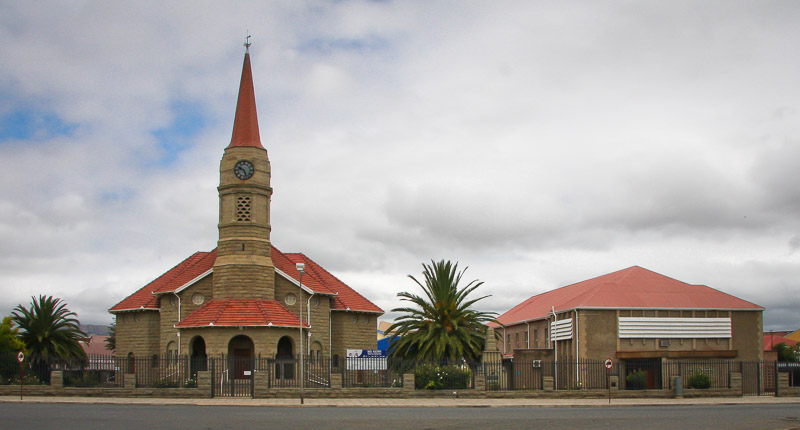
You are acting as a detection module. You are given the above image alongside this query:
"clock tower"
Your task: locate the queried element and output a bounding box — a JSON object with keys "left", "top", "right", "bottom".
{"left": 212, "top": 45, "right": 275, "bottom": 300}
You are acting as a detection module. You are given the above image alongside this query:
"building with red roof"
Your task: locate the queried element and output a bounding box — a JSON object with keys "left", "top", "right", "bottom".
{"left": 109, "top": 46, "right": 382, "bottom": 375}
{"left": 493, "top": 266, "right": 764, "bottom": 370}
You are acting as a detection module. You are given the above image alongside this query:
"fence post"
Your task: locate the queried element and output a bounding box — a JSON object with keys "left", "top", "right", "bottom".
{"left": 403, "top": 373, "right": 415, "bottom": 392}
{"left": 210, "top": 359, "right": 215, "bottom": 398}
{"left": 50, "top": 370, "right": 63, "bottom": 389}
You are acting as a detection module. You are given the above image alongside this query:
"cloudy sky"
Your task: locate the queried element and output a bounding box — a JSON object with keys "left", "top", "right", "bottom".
{"left": 1, "top": 1, "right": 798, "bottom": 331}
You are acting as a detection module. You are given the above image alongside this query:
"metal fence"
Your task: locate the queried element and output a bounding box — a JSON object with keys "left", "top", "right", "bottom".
{"left": 3, "top": 353, "right": 798, "bottom": 396}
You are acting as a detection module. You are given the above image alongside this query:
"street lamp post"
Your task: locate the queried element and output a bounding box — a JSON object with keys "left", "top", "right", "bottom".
{"left": 296, "top": 262, "right": 305, "bottom": 405}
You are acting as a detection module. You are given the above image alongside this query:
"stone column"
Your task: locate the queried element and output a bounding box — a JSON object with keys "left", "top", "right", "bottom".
{"left": 124, "top": 373, "right": 136, "bottom": 389}
{"left": 330, "top": 373, "right": 342, "bottom": 389}
{"left": 403, "top": 373, "right": 415, "bottom": 392}
{"left": 50, "top": 371, "right": 63, "bottom": 389}
{"left": 543, "top": 376, "right": 554, "bottom": 391}
{"left": 197, "top": 370, "right": 211, "bottom": 397}
{"left": 729, "top": 372, "right": 742, "bottom": 390}
{"left": 609, "top": 375, "right": 620, "bottom": 391}
{"left": 474, "top": 374, "right": 485, "bottom": 391}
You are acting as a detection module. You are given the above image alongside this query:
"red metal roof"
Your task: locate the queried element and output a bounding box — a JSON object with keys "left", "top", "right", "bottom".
{"left": 176, "top": 299, "right": 308, "bottom": 328}
{"left": 110, "top": 245, "right": 383, "bottom": 314}
{"left": 494, "top": 266, "right": 763, "bottom": 327}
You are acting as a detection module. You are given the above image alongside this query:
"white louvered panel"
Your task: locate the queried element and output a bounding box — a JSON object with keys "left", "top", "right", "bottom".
{"left": 618, "top": 317, "right": 731, "bottom": 338}
{"left": 551, "top": 318, "right": 573, "bottom": 341}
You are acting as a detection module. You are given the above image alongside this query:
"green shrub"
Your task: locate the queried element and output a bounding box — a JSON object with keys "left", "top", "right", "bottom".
{"left": 414, "top": 364, "right": 472, "bottom": 390}
{"left": 151, "top": 378, "right": 179, "bottom": 388}
{"left": 687, "top": 371, "right": 711, "bottom": 389}
{"left": 183, "top": 378, "right": 197, "bottom": 388}
{"left": 626, "top": 369, "right": 647, "bottom": 390}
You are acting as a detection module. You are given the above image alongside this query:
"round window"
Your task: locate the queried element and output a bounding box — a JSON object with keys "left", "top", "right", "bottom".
{"left": 191, "top": 293, "right": 205, "bottom": 305}
{"left": 133, "top": 313, "right": 140, "bottom": 323}
{"left": 351, "top": 314, "right": 359, "bottom": 324}
{"left": 285, "top": 293, "right": 297, "bottom": 306}
{"left": 364, "top": 315, "right": 370, "bottom": 325}
{"left": 312, "top": 296, "right": 320, "bottom": 307}
{"left": 169, "top": 296, "right": 178, "bottom": 307}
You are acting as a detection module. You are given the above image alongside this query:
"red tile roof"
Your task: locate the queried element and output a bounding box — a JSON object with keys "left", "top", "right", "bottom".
{"left": 80, "top": 335, "right": 113, "bottom": 356}
{"left": 494, "top": 266, "right": 762, "bottom": 327}
{"left": 176, "top": 299, "right": 308, "bottom": 328}
{"left": 764, "top": 333, "right": 797, "bottom": 351}
{"left": 109, "top": 251, "right": 214, "bottom": 312}
{"left": 276, "top": 249, "right": 383, "bottom": 313}
{"left": 110, "top": 245, "right": 383, "bottom": 315}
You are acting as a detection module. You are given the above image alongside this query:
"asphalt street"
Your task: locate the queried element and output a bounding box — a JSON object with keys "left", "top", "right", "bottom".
{"left": 3, "top": 403, "right": 800, "bottom": 430}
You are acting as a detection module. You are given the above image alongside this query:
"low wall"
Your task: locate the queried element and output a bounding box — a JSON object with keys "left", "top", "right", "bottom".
{"left": 1, "top": 384, "right": 759, "bottom": 399}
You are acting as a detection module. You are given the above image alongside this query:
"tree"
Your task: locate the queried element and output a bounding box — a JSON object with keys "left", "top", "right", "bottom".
{"left": 105, "top": 320, "right": 116, "bottom": 351}
{"left": 0, "top": 316, "right": 25, "bottom": 355}
{"left": 773, "top": 342, "right": 800, "bottom": 362}
{"left": 12, "top": 295, "right": 88, "bottom": 362}
{"left": 387, "top": 260, "right": 498, "bottom": 362}
{"left": 1, "top": 316, "right": 26, "bottom": 382}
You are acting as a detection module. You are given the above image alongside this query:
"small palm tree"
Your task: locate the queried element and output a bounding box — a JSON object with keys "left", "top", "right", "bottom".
{"left": 387, "top": 260, "right": 498, "bottom": 362}
{"left": 105, "top": 321, "right": 116, "bottom": 352}
{"left": 12, "top": 296, "right": 88, "bottom": 364}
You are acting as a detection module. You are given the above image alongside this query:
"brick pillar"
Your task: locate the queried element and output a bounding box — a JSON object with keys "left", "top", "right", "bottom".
{"left": 197, "top": 370, "right": 212, "bottom": 397}
{"left": 124, "top": 373, "right": 136, "bottom": 389}
{"left": 330, "top": 373, "right": 342, "bottom": 389}
{"left": 474, "top": 374, "right": 485, "bottom": 391}
{"left": 403, "top": 373, "right": 415, "bottom": 392}
{"left": 729, "top": 372, "right": 742, "bottom": 389}
{"left": 543, "top": 376, "right": 554, "bottom": 391}
{"left": 777, "top": 372, "right": 789, "bottom": 392}
{"left": 50, "top": 371, "right": 63, "bottom": 389}
{"left": 609, "top": 375, "right": 620, "bottom": 391}
{"left": 253, "top": 371, "right": 268, "bottom": 397}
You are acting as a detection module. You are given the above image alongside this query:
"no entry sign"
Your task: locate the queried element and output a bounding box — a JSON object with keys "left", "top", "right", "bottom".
{"left": 17, "top": 351, "right": 24, "bottom": 363}
{"left": 604, "top": 358, "right": 613, "bottom": 369}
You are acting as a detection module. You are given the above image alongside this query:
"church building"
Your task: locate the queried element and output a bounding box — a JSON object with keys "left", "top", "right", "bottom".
{"left": 109, "top": 46, "right": 383, "bottom": 368}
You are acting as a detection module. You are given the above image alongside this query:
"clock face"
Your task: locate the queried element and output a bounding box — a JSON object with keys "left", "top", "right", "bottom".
{"left": 234, "top": 160, "right": 254, "bottom": 180}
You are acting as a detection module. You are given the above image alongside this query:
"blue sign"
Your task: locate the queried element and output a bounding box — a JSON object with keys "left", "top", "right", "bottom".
{"left": 346, "top": 349, "right": 388, "bottom": 370}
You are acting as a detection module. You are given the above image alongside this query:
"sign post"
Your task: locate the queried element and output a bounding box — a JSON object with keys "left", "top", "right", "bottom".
{"left": 17, "top": 351, "right": 24, "bottom": 400}
{"left": 604, "top": 358, "right": 613, "bottom": 404}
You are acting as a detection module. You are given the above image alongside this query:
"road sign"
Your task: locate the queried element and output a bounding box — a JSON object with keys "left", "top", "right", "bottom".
{"left": 17, "top": 351, "right": 24, "bottom": 363}
{"left": 604, "top": 358, "right": 613, "bottom": 369}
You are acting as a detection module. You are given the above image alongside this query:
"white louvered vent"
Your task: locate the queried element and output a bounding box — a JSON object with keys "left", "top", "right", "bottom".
{"left": 550, "top": 318, "right": 573, "bottom": 341}
{"left": 618, "top": 317, "right": 731, "bottom": 339}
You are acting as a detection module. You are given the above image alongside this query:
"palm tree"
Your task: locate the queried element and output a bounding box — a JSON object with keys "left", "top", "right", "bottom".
{"left": 12, "top": 295, "right": 88, "bottom": 364}
{"left": 387, "top": 260, "right": 498, "bottom": 362}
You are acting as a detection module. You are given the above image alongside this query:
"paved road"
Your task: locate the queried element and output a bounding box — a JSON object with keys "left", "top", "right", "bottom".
{"left": 3, "top": 403, "right": 800, "bottom": 430}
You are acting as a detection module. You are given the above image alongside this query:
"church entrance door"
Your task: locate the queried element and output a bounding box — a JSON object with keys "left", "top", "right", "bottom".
{"left": 274, "top": 336, "right": 296, "bottom": 387}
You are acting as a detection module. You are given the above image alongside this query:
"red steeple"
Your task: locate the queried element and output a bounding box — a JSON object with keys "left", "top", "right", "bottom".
{"left": 228, "top": 46, "right": 263, "bottom": 149}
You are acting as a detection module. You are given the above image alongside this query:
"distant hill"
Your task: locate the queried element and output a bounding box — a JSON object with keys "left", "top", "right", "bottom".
{"left": 81, "top": 324, "right": 111, "bottom": 336}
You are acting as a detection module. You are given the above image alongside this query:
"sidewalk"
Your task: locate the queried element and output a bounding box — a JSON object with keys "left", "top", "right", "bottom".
{"left": 2, "top": 395, "right": 800, "bottom": 408}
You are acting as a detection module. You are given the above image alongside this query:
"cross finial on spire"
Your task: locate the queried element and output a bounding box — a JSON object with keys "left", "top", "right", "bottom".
{"left": 244, "top": 31, "right": 251, "bottom": 53}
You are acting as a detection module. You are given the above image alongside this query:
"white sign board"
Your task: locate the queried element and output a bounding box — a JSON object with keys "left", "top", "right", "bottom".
{"left": 17, "top": 351, "right": 24, "bottom": 363}
{"left": 346, "top": 349, "right": 387, "bottom": 370}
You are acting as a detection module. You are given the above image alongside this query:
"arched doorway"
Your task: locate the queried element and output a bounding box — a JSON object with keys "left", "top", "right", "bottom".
{"left": 127, "top": 352, "right": 135, "bottom": 374}
{"left": 275, "top": 336, "right": 295, "bottom": 382}
{"left": 228, "top": 335, "right": 254, "bottom": 379}
{"left": 190, "top": 336, "right": 207, "bottom": 377}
